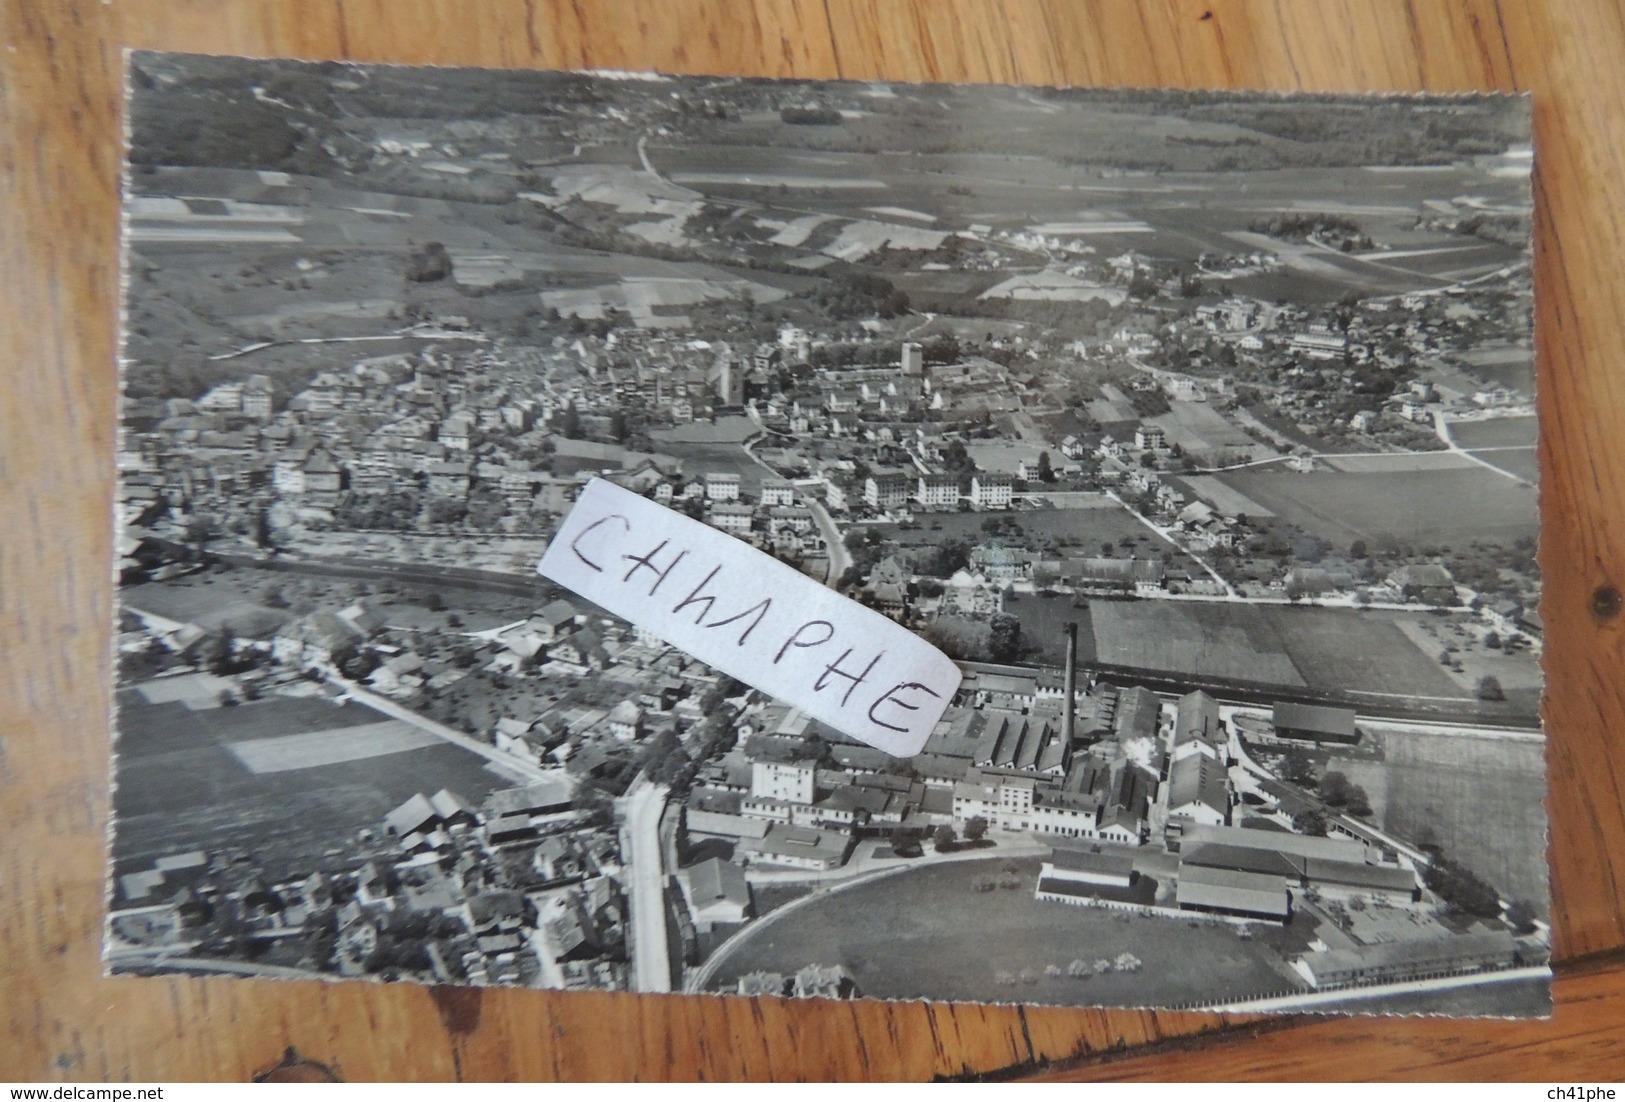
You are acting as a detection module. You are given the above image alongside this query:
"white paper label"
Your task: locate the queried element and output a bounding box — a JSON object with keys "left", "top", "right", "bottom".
{"left": 537, "top": 478, "right": 961, "bottom": 756}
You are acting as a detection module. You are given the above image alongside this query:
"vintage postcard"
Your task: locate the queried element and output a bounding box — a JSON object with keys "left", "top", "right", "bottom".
{"left": 109, "top": 54, "right": 1545, "bottom": 1016}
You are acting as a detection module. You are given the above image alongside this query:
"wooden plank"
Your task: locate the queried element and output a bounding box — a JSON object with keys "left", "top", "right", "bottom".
{"left": 3, "top": 0, "right": 1621, "bottom": 1081}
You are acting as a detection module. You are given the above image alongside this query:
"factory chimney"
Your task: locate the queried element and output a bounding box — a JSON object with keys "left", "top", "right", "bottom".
{"left": 1063, "top": 621, "right": 1078, "bottom": 744}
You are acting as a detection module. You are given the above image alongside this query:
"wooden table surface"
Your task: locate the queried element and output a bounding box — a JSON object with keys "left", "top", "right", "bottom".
{"left": 5, "top": 0, "right": 1625, "bottom": 1082}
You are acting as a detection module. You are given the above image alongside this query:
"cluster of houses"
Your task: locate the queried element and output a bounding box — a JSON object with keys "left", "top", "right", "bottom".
{"left": 108, "top": 774, "right": 640, "bottom": 991}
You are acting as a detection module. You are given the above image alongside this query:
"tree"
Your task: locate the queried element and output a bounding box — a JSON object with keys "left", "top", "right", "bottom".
{"left": 405, "top": 241, "right": 453, "bottom": 282}
{"left": 558, "top": 401, "right": 583, "bottom": 440}
{"left": 888, "top": 824, "right": 921, "bottom": 857}
{"left": 988, "top": 613, "right": 1023, "bottom": 663}
{"left": 202, "top": 632, "right": 234, "bottom": 675}
{"left": 1476, "top": 675, "right": 1506, "bottom": 702}
{"left": 1319, "top": 770, "right": 1352, "bottom": 806}
{"left": 423, "top": 592, "right": 445, "bottom": 612}
{"left": 1505, "top": 899, "right": 1541, "bottom": 934}
{"left": 253, "top": 507, "right": 275, "bottom": 551}
{"left": 185, "top": 514, "right": 221, "bottom": 559}
{"left": 1293, "top": 808, "right": 1329, "bottom": 836}
{"left": 933, "top": 824, "right": 958, "bottom": 853}
{"left": 963, "top": 815, "right": 989, "bottom": 843}
{"left": 1423, "top": 856, "right": 1504, "bottom": 918}
{"left": 1037, "top": 451, "right": 1055, "bottom": 483}
{"left": 1350, "top": 538, "right": 1369, "bottom": 559}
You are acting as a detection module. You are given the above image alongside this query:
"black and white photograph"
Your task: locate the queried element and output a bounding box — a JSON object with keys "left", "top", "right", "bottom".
{"left": 109, "top": 53, "right": 1546, "bottom": 1017}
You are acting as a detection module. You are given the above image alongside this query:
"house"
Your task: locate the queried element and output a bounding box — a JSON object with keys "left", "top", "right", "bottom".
{"left": 606, "top": 699, "right": 644, "bottom": 741}
{"left": 1271, "top": 701, "right": 1359, "bottom": 744}
{"left": 704, "top": 472, "right": 741, "bottom": 502}
{"left": 1175, "top": 864, "right": 1291, "bottom": 921}
{"left": 760, "top": 478, "right": 797, "bottom": 507}
{"left": 369, "top": 652, "right": 426, "bottom": 696}
{"left": 677, "top": 857, "right": 752, "bottom": 931}
{"left": 970, "top": 472, "right": 1014, "bottom": 509}
{"left": 242, "top": 375, "right": 274, "bottom": 420}
{"left": 1389, "top": 563, "right": 1457, "bottom": 605}
{"left": 549, "top": 629, "right": 608, "bottom": 672}
{"left": 1164, "top": 753, "right": 1230, "bottom": 827}
{"left": 750, "top": 758, "right": 817, "bottom": 804}
{"left": 424, "top": 459, "right": 473, "bottom": 499}
{"left": 864, "top": 555, "right": 910, "bottom": 612}
{"left": 1171, "top": 690, "right": 1225, "bottom": 760}
{"left": 1072, "top": 557, "right": 1165, "bottom": 596}
{"left": 532, "top": 836, "right": 589, "bottom": 883}
{"left": 531, "top": 599, "right": 580, "bottom": 644}
{"left": 1038, "top": 848, "right": 1136, "bottom": 890}
{"left": 864, "top": 470, "right": 914, "bottom": 510}
{"left": 737, "top": 823, "right": 852, "bottom": 871}
{"left": 916, "top": 473, "right": 960, "bottom": 511}
{"left": 1134, "top": 425, "right": 1166, "bottom": 451}
{"left": 1295, "top": 929, "right": 1519, "bottom": 989}
{"left": 707, "top": 501, "right": 754, "bottom": 536}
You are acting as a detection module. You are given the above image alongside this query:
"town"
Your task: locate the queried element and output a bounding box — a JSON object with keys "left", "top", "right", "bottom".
{"left": 109, "top": 59, "right": 1547, "bottom": 1015}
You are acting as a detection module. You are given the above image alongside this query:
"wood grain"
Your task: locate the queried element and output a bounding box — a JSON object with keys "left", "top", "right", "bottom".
{"left": 4, "top": 0, "right": 1623, "bottom": 1081}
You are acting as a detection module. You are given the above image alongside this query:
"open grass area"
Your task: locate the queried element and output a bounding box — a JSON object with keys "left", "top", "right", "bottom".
{"left": 112, "top": 687, "right": 521, "bottom": 875}
{"left": 705, "top": 857, "right": 1313, "bottom": 1008}
{"left": 1346, "top": 726, "right": 1549, "bottom": 915}
{"left": 1215, "top": 466, "right": 1539, "bottom": 550}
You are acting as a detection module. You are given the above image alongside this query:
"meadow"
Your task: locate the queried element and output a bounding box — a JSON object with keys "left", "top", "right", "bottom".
{"left": 1215, "top": 465, "right": 1539, "bottom": 550}
{"left": 704, "top": 856, "right": 1313, "bottom": 1008}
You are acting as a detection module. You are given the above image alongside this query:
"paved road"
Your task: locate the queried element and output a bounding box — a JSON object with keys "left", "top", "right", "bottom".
{"left": 621, "top": 777, "right": 674, "bottom": 993}
{"left": 741, "top": 420, "right": 851, "bottom": 582}
{"left": 1434, "top": 410, "right": 1535, "bottom": 486}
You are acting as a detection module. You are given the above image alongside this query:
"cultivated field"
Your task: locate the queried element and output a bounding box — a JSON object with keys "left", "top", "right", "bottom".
{"left": 1448, "top": 415, "right": 1538, "bottom": 449}
{"left": 1470, "top": 448, "right": 1540, "bottom": 483}
{"left": 1215, "top": 466, "right": 1539, "bottom": 549}
{"left": 704, "top": 857, "right": 1312, "bottom": 1008}
{"left": 227, "top": 720, "right": 443, "bottom": 773}
{"left": 1149, "top": 400, "right": 1258, "bottom": 455}
{"left": 1087, "top": 600, "right": 1305, "bottom": 686}
{"left": 1335, "top": 726, "right": 1549, "bottom": 915}
{"left": 112, "top": 688, "right": 522, "bottom": 873}
{"left": 1084, "top": 601, "right": 1488, "bottom": 701}
{"left": 1175, "top": 475, "right": 1274, "bottom": 519}
{"left": 1258, "top": 606, "right": 1471, "bottom": 699}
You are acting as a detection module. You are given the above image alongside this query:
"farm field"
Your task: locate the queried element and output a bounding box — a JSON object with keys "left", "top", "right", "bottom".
{"left": 1449, "top": 415, "right": 1538, "bottom": 449}
{"left": 1334, "top": 726, "right": 1549, "bottom": 916}
{"left": 1215, "top": 466, "right": 1539, "bottom": 549}
{"left": 1149, "top": 400, "right": 1259, "bottom": 455}
{"left": 1086, "top": 600, "right": 1306, "bottom": 687}
{"left": 1083, "top": 601, "right": 1500, "bottom": 702}
{"left": 1471, "top": 447, "right": 1539, "bottom": 484}
{"left": 111, "top": 687, "right": 524, "bottom": 874}
{"left": 704, "top": 857, "right": 1312, "bottom": 1008}
{"left": 1258, "top": 606, "right": 1472, "bottom": 699}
